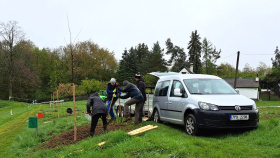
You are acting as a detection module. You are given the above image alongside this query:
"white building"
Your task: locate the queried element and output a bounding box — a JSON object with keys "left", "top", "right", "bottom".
{"left": 223, "top": 78, "right": 259, "bottom": 100}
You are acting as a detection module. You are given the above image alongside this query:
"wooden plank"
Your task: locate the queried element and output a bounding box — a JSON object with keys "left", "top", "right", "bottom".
{"left": 97, "top": 125, "right": 158, "bottom": 147}
{"left": 129, "top": 126, "right": 158, "bottom": 135}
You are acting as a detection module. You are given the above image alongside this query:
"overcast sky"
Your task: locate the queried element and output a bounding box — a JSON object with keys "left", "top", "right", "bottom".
{"left": 1, "top": 0, "right": 279, "bottom": 70}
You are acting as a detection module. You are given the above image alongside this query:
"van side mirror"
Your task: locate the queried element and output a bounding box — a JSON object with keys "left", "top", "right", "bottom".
{"left": 235, "top": 89, "right": 239, "bottom": 94}
{"left": 174, "top": 88, "right": 182, "bottom": 97}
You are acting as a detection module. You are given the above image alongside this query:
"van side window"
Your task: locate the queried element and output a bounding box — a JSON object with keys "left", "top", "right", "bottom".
{"left": 170, "top": 80, "right": 185, "bottom": 97}
{"left": 155, "top": 81, "right": 170, "bottom": 96}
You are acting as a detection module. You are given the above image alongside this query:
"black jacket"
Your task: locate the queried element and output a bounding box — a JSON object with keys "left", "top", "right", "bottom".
{"left": 106, "top": 83, "right": 121, "bottom": 100}
{"left": 86, "top": 92, "right": 107, "bottom": 116}
{"left": 137, "top": 78, "right": 146, "bottom": 101}
{"left": 118, "top": 81, "right": 144, "bottom": 101}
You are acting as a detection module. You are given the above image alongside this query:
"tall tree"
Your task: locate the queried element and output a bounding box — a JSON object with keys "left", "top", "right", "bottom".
{"left": 135, "top": 43, "right": 149, "bottom": 73}
{"left": 117, "top": 48, "right": 138, "bottom": 82}
{"left": 165, "top": 38, "right": 187, "bottom": 71}
{"left": 142, "top": 41, "right": 168, "bottom": 73}
{"left": 0, "top": 21, "right": 24, "bottom": 99}
{"left": 271, "top": 46, "right": 280, "bottom": 68}
{"left": 187, "top": 30, "right": 202, "bottom": 73}
{"left": 201, "top": 38, "right": 221, "bottom": 74}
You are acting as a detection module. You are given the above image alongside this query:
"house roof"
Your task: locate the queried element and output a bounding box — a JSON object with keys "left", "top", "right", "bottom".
{"left": 179, "top": 68, "right": 194, "bottom": 74}
{"left": 223, "top": 78, "right": 259, "bottom": 88}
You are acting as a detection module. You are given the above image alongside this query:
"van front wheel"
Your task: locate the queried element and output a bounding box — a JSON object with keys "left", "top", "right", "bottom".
{"left": 185, "top": 114, "right": 199, "bottom": 135}
{"left": 153, "top": 109, "right": 161, "bottom": 123}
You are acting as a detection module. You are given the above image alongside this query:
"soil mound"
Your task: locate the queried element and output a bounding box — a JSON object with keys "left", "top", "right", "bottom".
{"left": 42, "top": 123, "right": 127, "bottom": 149}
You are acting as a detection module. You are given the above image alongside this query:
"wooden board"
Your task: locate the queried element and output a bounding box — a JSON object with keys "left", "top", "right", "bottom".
{"left": 98, "top": 125, "right": 158, "bottom": 147}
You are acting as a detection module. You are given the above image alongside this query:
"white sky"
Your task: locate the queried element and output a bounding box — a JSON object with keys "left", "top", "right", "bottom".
{"left": 1, "top": 0, "right": 279, "bottom": 70}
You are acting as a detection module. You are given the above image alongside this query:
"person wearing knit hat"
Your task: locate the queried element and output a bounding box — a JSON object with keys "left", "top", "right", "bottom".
{"left": 106, "top": 78, "right": 121, "bottom": 123}
{"left": 134, "top": 72, "right": 146, "bottom": 123}
{"left": 118, "top": 80, "right": 144, "bottom": 125}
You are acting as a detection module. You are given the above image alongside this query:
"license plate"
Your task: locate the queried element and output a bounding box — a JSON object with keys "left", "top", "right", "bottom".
{"left": 230, "top": 115, "right": 249, "bottom": 120}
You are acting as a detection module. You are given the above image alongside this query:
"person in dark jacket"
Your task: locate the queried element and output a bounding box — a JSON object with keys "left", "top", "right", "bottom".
{"left": 135, "top": 72, "right": 146, "bottom": 123}
{"left": 118, "top": 80, "right": 144, "bottom": 125}
{"left": 86, "top": 92, "right": 108, "bottom": 137}
{"left": 106, "top": 78, "right": 121, "bottom": 122}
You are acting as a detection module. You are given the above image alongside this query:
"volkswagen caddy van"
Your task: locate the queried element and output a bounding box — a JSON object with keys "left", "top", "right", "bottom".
{"left": 151, "top": 73, "right": 259, "bottom": 135}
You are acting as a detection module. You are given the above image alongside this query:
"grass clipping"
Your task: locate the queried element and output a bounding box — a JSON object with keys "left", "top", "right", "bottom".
{"left": 98, "top": 125, "right": 158, "bottom": 147}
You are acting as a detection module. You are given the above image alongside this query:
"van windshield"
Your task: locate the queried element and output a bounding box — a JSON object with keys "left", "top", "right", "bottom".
{"left": 183, "top": 79, "right": 237, "bottom": 95}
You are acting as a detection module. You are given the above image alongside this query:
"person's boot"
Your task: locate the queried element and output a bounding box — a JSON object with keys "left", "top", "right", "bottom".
{"left": 89, "top": 132, "right": 94, "bottom": 137}
{"left": 103, "top": 124, "right": 107, "bottom": 133}
{"left": 124, "top": 117, "right": 131, "bottom": 122}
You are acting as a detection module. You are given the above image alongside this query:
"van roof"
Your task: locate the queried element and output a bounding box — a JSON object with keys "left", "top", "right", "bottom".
{"left": 158, "top": 74, "right": 222, "bottom": 81}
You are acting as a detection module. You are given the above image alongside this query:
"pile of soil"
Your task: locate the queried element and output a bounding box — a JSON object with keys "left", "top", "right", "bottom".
{"left": 42, "top": 123, "right": 127, "bottom": 149}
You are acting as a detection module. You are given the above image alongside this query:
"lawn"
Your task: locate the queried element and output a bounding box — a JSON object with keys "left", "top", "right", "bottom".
{"left": 1, "top": 100, "right": 280, "bottom": 158}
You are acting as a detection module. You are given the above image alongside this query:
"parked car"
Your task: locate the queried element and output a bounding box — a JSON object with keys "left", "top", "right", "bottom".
{"left": 98, "top": 90, "right": 107, "bottom": 103}
{"left": 150, "top": 72, "right": 259, "bottom": 135}
{"left": 114, "top": 94, "right": 153, "bottom": 117}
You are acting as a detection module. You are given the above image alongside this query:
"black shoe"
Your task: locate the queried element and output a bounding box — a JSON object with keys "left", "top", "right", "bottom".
{"left": 89, "top": 132, "right": 94, "bottom": 137}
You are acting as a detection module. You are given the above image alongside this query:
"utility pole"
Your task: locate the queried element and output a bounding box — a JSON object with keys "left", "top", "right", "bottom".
{"left": 234, "top": 51, "right": 240, "bottom": 89}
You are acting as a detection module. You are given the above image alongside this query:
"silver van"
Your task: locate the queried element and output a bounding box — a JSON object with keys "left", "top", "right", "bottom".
{"left": 151, "top": 73, "right": 259, "bottom": 135}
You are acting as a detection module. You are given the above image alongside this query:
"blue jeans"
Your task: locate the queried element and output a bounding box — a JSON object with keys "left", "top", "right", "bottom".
{"left": 107, "top": 100, "right": 115, "bottom": 119}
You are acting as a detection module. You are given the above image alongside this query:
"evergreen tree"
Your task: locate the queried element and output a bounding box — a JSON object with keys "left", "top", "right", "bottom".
{"left": 117, "top": 48, "right": 138, "bottom": 83}
{"left": 165, "top": 38, "right": 187, "bottom": 71}
{"left": 271, "top": 46, "right": 280, "bottom": 68}
{"left": 187, "top": 30, "right": 202, "bottom": 73}
{"left": 142, "top": 41, "right": 168, "bottom": 73}
{"left": 135, "top": 43, "right": 149, "bottom": 73}
{"left": 202, "top": 38, "right": 221, "bottom": 74}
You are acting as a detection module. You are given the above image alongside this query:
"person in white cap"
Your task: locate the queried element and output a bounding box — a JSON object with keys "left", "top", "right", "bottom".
{"left": 106, "top": 78, "right": 121, "bottom": 123}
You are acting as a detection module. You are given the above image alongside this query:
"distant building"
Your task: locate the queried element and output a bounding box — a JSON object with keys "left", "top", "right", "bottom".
{"left": 179, "top": 63, "right": 194, "bottom": 74}
{"left": 223, "top": 78, "right": 259, "bottom": 100}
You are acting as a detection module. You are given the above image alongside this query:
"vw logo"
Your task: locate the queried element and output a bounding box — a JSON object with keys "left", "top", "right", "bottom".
{"left": 235, "top": 105, "right": 241, "bottom": 111}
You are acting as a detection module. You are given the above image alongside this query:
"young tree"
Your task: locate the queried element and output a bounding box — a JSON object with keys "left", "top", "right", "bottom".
{"left": 165, "top": 38, "right": 187, "bottom": 71}
{"left": 271, "top": 46, "right": 280, "bottom": 68}
{"left": 187, "top": 30, "right": 202, "bottom": 73}
{"left": 0, "top": 21, "right": 24, "bottom": 99}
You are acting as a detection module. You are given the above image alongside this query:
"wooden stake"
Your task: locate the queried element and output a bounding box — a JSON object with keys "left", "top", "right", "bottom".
{"left": 50, "top": 94, "right": 52, "bottom": 108}
{"left": 107, "top": 96, "right": 114, "bottom": 118}
{"left": 117, "top": 88, "right": 122, "bottom": 123}
{"left": 148, "top": 91, "right": 150, "bottom": 118}
{"left": 53, "top": 93, "right": 55, "bottom": 108}
{"left": 57, "top": 90, "right": 59, "bottom": 118}
{"left": 73, "top": 83, "right": 77, "bottom": 141}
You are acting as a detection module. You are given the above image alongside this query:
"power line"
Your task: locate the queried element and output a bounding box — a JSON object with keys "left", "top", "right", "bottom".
{"left": 219, "top": 53, "right": 237, "bottom": 60}
{"left": 241, "top": 53, "right": 274, "bottom": 55}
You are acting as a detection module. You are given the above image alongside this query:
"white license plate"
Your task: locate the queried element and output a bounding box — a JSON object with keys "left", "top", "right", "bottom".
{"left": 230, "top": 115, "right": 249, "bottom": 120}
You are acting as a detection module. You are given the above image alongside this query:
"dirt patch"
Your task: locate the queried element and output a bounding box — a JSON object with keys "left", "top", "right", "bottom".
{"left": 41, "top": 123, "right": 128, "bottom": 149}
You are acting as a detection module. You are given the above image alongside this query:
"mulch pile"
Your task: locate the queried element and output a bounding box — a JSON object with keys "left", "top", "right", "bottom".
{"left": 41, "top": 123, "right": 127, "bottom": 149}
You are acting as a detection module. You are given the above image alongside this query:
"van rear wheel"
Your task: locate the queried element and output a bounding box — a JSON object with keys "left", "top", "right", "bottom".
{"left": 153, "top": 109, "right": 161, "bottom": 123}
{"left": 185, "top": 114, "right": 199, "bottom": 135}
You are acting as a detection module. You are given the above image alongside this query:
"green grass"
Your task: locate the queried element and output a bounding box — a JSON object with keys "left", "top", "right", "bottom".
{"left": 1, "top": 100, "right": 280, "bottom": 157}
{"left": 256, "top": 101, "right": 280, "bottom": 107}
